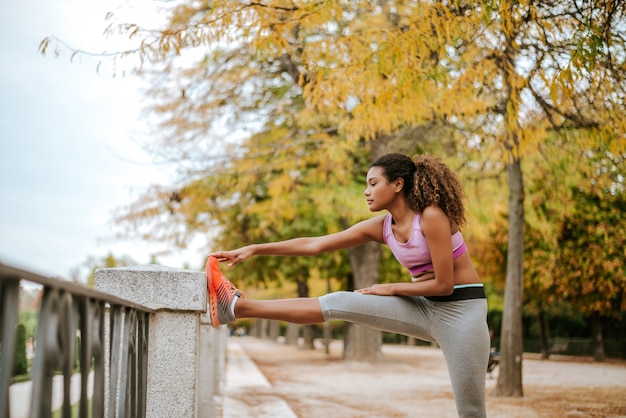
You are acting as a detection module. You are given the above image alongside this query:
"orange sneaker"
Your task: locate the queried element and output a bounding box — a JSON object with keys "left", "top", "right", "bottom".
{"left": 206, "top": 256, "right": 245, "bottom": 327}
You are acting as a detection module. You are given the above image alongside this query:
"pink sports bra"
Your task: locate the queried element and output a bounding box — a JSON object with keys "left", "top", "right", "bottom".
{"left": 382, "top": 212, "right": 467, "bottom": 277}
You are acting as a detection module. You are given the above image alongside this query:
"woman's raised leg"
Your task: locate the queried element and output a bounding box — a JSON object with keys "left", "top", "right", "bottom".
{"left": 235, "top": 298, "right": 324, "bottom": 324}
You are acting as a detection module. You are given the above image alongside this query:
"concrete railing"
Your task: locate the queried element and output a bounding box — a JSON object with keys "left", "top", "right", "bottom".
{"left": 95, "top": 265, "right": 227, "bottom": 418}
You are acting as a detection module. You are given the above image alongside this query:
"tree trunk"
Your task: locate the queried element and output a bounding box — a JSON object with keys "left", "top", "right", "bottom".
{"left": 591, "top": 314, "right": 605, "bottom": 362}
{"left": 538, "top": 309, "right": 550, "bottom": 360}
{"left": 494, "top": 158, "right": 525, "bottom": 397}
{"left": 268, "top": 320, "right": 280, "bottom": 341}
{"left": 343, "top": 242, "right": 383, "bottom": 361}
{"left": 285, "top": 323, "right": 299, "bottom": 346}
{"left": 301, "top": 325, "right": 316, "bottom": 350}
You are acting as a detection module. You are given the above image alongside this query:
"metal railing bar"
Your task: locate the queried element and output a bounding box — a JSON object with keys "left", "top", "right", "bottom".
{"left": 0, "top": 278, "right": 20, "bottom": 418}
{"left": 78, "top": 297, "right": 93, "bottom": 418}
{"left": 107, "top": 305, "right": 122, "bottom": 418}
{"left": 116, "top": 308, "right": 131, "bottom": 418}
{"left": 29, "top": 287, "right": 62, "bottom": 418}
{"left": 92, "top": 300, "right": 106, "bottom": 418}
{"left": 128, "top": 310, "right": 138, "bottom": 418}
{"left": 60, "top": 292, "right": 75, "bottom": 418}
{"left": 138, "top": 313, "right": 149, "bottom": 418}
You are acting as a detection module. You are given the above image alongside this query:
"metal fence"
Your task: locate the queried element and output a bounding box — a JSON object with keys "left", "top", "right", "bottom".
{"left": 0, "top": 261, "right": 154, "bottom": 418}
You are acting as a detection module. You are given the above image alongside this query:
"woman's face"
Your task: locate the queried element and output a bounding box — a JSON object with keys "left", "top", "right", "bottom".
{"left": 364, "top": 166, "right": 399, "bottom": 212}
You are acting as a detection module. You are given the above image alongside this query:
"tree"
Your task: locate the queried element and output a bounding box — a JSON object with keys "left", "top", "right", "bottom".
{"left": 515, "top": 135, "right": 583, "bottom": 359}
{"left": 451, "top": 1, "right": 626, "bottom": 396}
{"left": 556, "top": 150, "right": 625, "bottom": 362}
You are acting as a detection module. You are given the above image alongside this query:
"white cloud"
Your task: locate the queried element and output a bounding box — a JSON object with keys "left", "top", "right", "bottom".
{"left": 0, "top": 0, "right": 206, "bottom": 280}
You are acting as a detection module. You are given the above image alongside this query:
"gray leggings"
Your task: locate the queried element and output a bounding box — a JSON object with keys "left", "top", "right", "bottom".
{"left": 319, "top": 291, "right": 489, "bottom": 418}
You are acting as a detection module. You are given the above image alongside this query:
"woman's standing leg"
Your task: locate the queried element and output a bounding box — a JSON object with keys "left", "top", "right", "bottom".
{"left": 431, "top": 299, "right": 490, "bottom": 418}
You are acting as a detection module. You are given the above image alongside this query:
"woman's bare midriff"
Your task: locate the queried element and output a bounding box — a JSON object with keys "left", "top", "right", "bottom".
{"left": 411, "top": 253, "right": 481, "bottom": 286}
{"left": 411, "top": 271, "right": 435, "bottom": 283}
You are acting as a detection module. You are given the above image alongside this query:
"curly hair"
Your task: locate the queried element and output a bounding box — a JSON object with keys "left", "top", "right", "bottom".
{"left": 370, "top": 153, "right": 467, "bottom": 226}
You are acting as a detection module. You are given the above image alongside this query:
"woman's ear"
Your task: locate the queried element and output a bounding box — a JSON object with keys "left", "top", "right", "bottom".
{"left": 395, "top": 178, "right": 404, "bottom": 193}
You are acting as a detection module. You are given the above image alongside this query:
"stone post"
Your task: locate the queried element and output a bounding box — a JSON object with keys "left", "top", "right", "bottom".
{"left": 95, "top": 265, "right": 222, "bottom": 418}
{"left": 198, "top": 312, "right": 228, "bottom": 416}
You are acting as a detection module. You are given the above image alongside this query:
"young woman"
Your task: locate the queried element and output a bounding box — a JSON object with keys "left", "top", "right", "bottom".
{"left": 208, "top": 153, "right": 490, "bottom": 417}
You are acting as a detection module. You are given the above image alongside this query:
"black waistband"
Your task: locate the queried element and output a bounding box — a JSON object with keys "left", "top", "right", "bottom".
{"left": 425, "top": 286, "right": 486, "bottom": 302}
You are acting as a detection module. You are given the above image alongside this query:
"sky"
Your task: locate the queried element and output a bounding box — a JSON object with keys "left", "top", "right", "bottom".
{"left": 0, "top": 0, "right": 205, "bottom": 280}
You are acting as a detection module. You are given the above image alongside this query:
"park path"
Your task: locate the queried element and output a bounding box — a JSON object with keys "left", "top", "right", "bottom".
{"left": 220, "top": 341, "right": 298, "bottom": 418}
{"left": 219, "top": 336, "right": 626, "bottom": 418}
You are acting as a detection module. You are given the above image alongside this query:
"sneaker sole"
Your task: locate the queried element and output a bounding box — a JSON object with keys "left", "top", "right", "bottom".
{"left": 206, "top": 256, "right": 222, "bottom": 327}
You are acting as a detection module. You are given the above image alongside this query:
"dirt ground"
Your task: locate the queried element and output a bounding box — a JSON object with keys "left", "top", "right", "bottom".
{"left": 231, "top": 336, "right": 626, "bottom": 418}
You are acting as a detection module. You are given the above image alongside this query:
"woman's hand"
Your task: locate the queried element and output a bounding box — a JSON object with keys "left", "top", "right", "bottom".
{"left": 355, "top": 283, "right": 395, "bottom": 296}
{"left": 210, "top": 245, "right": 256, "bottom": 267}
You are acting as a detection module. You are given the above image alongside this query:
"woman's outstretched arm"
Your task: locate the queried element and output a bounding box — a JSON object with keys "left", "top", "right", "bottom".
{"left": 211, "top": 215, "right": 385, "bottom": 266}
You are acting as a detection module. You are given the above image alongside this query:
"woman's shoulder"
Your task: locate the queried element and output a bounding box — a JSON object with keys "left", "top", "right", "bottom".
{"left": 420, "top": 205, "right": 447, "bottom": 219}
{"left": 420, "top": 206, "right": 453, "bottom": 234}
